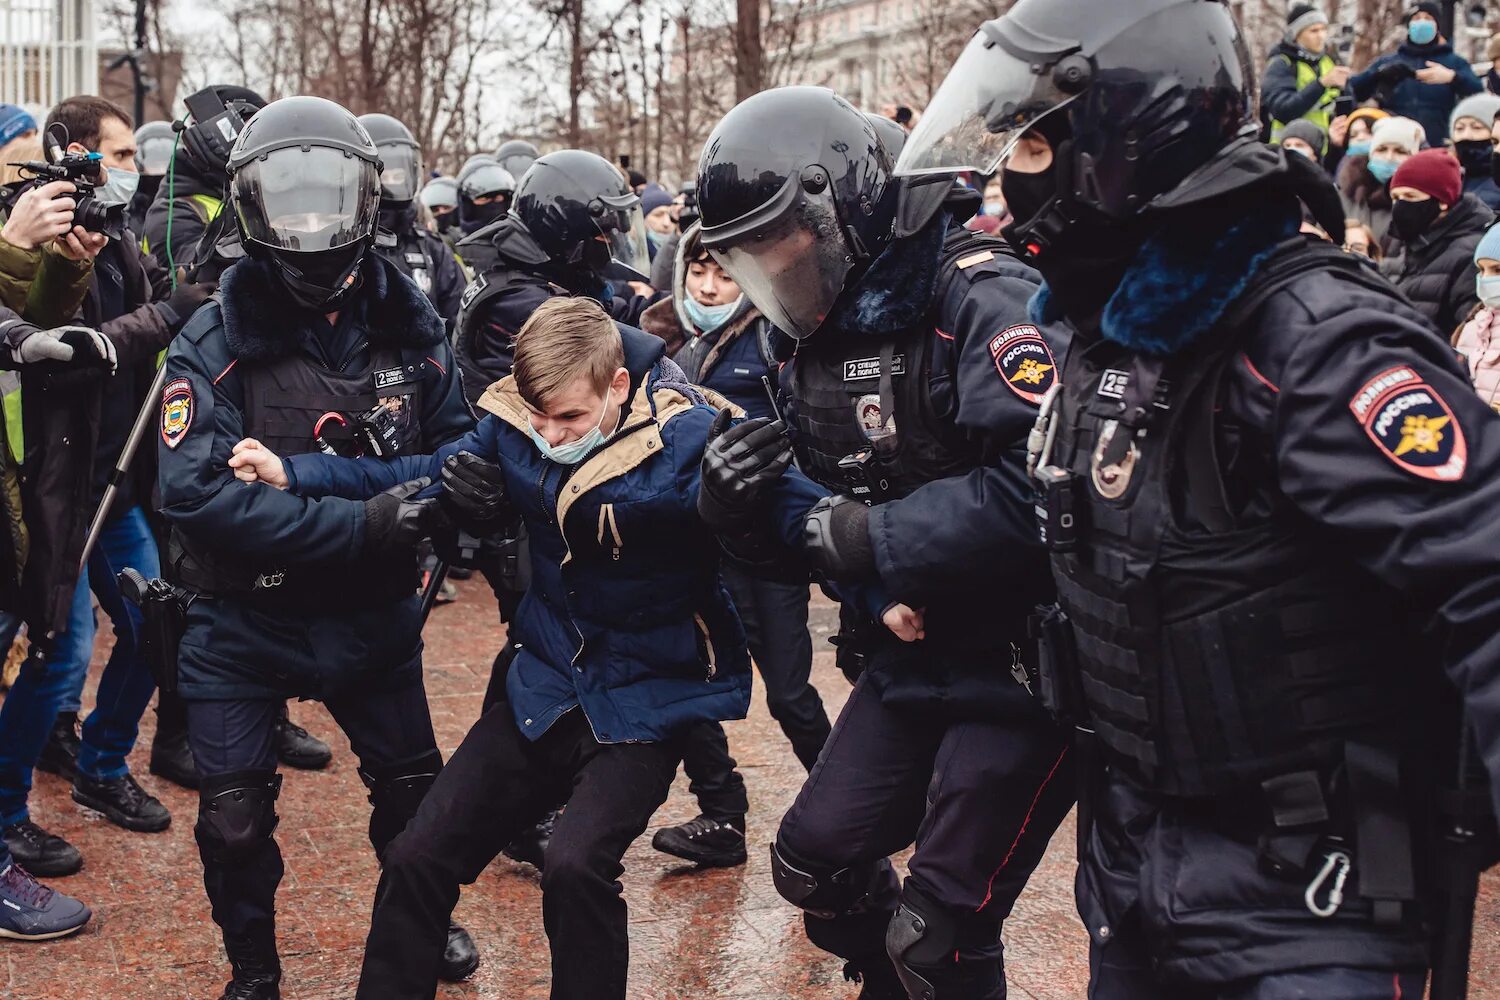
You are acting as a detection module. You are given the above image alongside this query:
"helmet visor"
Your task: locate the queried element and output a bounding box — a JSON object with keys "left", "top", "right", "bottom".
{"left": 596, "top": 202, "right": 650, "bottom": 282}
{"left": 137, "top": 134, "right": 175, "bottom": 175}
{"left": 460, "top": 163, "right": 515, "bottom": 201}
{"left": 377, "top": 142, "right": 422, "bottom": 202}
{"left": 895, "top": 30, "right": 1078, "bottom": 177}
{"left": 499, "top": 151, "right": 536, "bottom": 178}
{"left": 419, "top": 181, "right": 457, "bottom": 211}
{"left": 234, "top": 146, "right": 380, "bottom": 252}
{"left": 706, "top": 193, "right": 853, "bottom": 341}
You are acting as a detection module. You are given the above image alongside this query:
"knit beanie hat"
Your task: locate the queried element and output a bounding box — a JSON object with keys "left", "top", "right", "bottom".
{"left": 1476, "top": 222, "right": 1500, "bottom": 266}
{"left": 1391, "top": 148, "right": 1462, "bottom": 205}
{"left": 1405, "top": 1, "right": 1440, "bottom": 23}
{"left": 1451, "top": 94, "right": 1500, "bottom": 137}
{"left": 0, "top": 104, "right": 37, "bottom": 147}
{"left": 1280, "top": 119, "right": 1329, "bottom": 156}
{"left": 639, "top": 184, "right": 674, "bottom": 216}
{"left": 1346, "top": 107, "right": 1391, "bottom": 132}
{"left": 1371, "top": 116, "right": 1426, "bottom": 155}
{"left": 1285, "top": 4, "right": 1329, "bottom": 45}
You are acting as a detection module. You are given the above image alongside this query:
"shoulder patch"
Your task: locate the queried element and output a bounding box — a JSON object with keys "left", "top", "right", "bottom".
{"left": 988, "top": 325, "right": 1057, "bottom": 405}
{"left": 161, "top": 377, "right": 194, "bottom": 449}
{"left": 1349, "top": 366, "right": 1466, "bottom": 482}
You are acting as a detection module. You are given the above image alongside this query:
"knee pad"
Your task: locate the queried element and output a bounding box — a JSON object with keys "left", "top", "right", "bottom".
{"left": 360, "top": 749, "right": 443, "bottom": 856}
{"left": 886, "top": 885, "right": 1002, "bottom": 1000}
{"left": 195, "top": 769, "right": 282, "bottom": 862}
{"left": 771, "top": 841, "right": 890, "bottom": 920}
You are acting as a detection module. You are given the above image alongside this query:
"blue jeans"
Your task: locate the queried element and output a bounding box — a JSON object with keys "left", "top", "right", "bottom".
{"left": 0, "top": 506, "right": 160, "bottom": 824}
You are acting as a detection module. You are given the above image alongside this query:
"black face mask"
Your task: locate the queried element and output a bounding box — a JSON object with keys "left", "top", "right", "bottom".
{"left": 460, "top": 199, "right": 507, "bottom": 234}
{"left": 433, "top": 208, "right": 457, "bottom": 231}
{"left": 1000, "top": 166, "right": 1059, "bottom": 234}
{"left": 1455, "top": 139, "right": 1494, "bottom": 178}
{"left": 268, "top": 242, "right": 368, "bottom": 311}
{"left": 1389, "top": 197, "right": 1444, "bottom": 242}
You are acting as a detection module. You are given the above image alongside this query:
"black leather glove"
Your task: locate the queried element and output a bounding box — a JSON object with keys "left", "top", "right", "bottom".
{"left": 157, "top": 280, "right": 217, "bottom": 331}
{"left": 56, "top": 327, "right": 118, "bottom": 372}
{"left": 697, "top": 408, "right": 793, "bottom": 532}
{"left": 802, "top": 494, "right": 877, "bottom": 582}
{"left": 363, "top": 477, "right": 445, "bottom": 556}
{"left": 440, "top": 451, "right": 514, "bottom": 534}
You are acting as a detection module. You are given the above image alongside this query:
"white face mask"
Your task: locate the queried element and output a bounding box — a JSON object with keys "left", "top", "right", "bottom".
{"left": 96, "top": 165, "right": 139, "bottom": 207}
{"left": 1478, "top": 273, "right": 1500, "bottom": 310}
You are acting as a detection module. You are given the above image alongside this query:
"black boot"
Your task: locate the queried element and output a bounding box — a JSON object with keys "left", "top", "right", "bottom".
{"left": 651, "top": 814, "right": 748, "bottom": 868}
{"left": 439, "top": 921, "right": 480, "bottom": 981}
{"left": 844, "top": 958, "right": 909, "bottom": 1000}
{"left": 2, "top": 819, "right": 82, "bottom": 877}
{"left": 502, "top": 807, "right": 559, "bottom": 870}
{"left": 35, "top": 711, "right": 80, "bottom": 781}
{"left": 72, "top": 773, "right": 171, "bottom": 833}
{"left": 219, "top": 928, "right": 281, "bottom": 1000}
{"left": 149, "top": 727, "right": 200, "bottom": 790}
{"left": 274, "top": 706, "right": 332, "bottom": 771}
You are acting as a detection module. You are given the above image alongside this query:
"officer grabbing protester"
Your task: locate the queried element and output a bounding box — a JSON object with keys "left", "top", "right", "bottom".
{"left": 155, "top": 96, "right": 479, "bottom": 1000}
{"left": 899, "top": 0, "right": 1500, "bottom": 994}
{"left": 696, "top": 86, "right": 1075, "bottom": 999}
{"left": 357, "top": 114, "right": 467, "bottom": 330}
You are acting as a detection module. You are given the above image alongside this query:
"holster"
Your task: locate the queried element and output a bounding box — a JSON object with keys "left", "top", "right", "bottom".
{"left": 117, "top": 568, "right": 190, "bottom": 698}
{"left": 830, "top": 603, "right": 874, "bottom": 684}
{"left": 1031, "top": 603, "right": 1085, "bottom": 723}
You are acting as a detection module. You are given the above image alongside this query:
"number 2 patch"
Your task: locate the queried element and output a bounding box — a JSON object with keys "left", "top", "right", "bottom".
{"left": 161, "top": 377, "right": 194, "bottom": 450}
{"left": 1348, "top": 366, "right": 1466, "bottom": 482}
{"left": 989, "top": 325, "right": 1056, "bottom": 405}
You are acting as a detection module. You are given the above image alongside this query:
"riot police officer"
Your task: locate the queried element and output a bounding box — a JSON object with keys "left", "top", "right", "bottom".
{"left": 899, "top": 0, "right": 1500, "bottom": 995}
{"left": 696, "top": 86, "right": 1075, "bottom": 1000}
{"left": 156, "top": 96, "right": 479, "bottom": 1000}
{"left": 455, "top": 156, "right": 516, "bottom": 242}
{"left": 357, "top": 113, "right": 467, "bottom": 330}
{"left": 419, "top": 175, "right": 461, "bottom": 247}
{"left": 495, "top": 138, "right": 540, "bottom": 179}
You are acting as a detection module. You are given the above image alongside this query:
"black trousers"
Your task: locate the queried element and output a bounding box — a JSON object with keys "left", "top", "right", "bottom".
{"left": 680, "top": 564, "right": 831, "bottom": 820}
{"left": 356, "top": 704, "right": 682, "bottom": 1000}
{"left": 185, "top": 675, "right": 439, "bottom": 943}
{"left": 777, "top": 671, "right": 1074, "bottom": 982}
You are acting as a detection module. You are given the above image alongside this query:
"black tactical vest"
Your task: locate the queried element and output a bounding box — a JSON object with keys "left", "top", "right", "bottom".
{"left": 1041, "top": 248, "right": 1418, "bottom": 799}
{"left": 376, "top": 229, "right": 436, "bottom": 297}
{"left": 171, "top": 343, "right": 426, "bottom": 613}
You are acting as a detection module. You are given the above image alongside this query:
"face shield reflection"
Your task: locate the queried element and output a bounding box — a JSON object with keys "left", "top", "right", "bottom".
{"left": 234, "top": 146, "right": 380, "bottom": 252}
{"left": 377, "top": 143, "right": 422, "bottom": 201}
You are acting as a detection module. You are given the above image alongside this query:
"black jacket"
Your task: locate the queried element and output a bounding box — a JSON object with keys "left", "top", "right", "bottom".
{"left": 1394, "top": 193, "right": 1495, "bottom": 335}
{"left": 140, "top": 153, "right": 229, "bottom": 272}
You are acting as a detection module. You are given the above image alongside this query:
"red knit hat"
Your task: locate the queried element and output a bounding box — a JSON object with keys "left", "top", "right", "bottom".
{"left": 1391, "top": 148, "right": 1462, "bottom": 206}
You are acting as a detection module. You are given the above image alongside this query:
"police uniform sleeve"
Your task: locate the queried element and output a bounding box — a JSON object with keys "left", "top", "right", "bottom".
{"left": 156, "top": 313, "right": 368, "bottom": 561}
{"left": 864, "top": 266, "right": 1063, "bottom": 600}
{"left": 420, "top": 338, "right": 476, "bottom": 449}
{"left": 1267, "top": 289, "right": 1500, "bottom": 814}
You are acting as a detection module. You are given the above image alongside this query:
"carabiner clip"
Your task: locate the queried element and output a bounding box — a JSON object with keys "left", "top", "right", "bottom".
{"left": 1303, "top": 848, "right": 1351, "bottom": 918}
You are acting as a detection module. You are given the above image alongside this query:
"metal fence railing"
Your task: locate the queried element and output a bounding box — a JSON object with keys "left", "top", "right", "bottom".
{"left": 0, "top": 0, "right": 97, "bottom": 117}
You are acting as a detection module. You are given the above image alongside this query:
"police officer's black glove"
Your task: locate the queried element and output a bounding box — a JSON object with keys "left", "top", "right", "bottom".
{"left": 697, "top": 408, "right": 793, "bottom": 532}
{"left": 156, "top": 279, "right": 217, "bottom": 332}
{"left": 363, "top": 477, "right": 447, "bottom": 556}
{"left": 440, "top": 451, "right": 514, "bottom": 535}
{"left": 802, "top": 494, "right": 877, "bottom": 582}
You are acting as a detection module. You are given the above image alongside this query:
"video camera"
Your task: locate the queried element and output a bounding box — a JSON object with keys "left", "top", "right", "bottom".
{"left": 2, "top": 123, "right": 126, "bottom": 241}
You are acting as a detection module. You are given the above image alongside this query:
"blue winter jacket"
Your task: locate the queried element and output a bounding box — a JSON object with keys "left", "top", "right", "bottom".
{"left": 1351, "top": 41, "right": 1483, "bottom": 144}
{"left": 285, "top": 325, "right": 824, "bottom": 743}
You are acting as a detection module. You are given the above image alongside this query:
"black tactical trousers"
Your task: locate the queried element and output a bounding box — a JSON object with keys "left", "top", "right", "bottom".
{"left": 185, "top": 674, "right": 439, "bottom": 944}
{"left": 777, "top": 670, "right": 1074, "bottom": 993}
{"left": 356, "top": 703, "right": 681, "bottom": 1000}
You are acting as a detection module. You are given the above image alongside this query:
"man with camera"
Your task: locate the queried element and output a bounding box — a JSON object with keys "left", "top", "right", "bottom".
{"left": 0, "top": 95, "right": 216, "bottom": 880}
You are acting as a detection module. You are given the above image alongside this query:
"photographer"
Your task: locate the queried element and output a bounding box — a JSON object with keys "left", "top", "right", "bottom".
{"left": 1351, "top": 1, "right": 1482, "bottom": 144}
{"left": 0, "top": 96, "right": 216, "bottom": 880}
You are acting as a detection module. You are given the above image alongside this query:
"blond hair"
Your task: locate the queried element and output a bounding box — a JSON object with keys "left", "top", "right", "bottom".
{"left": 513, "top": 296, "right": 625, "bottom": 409}
{"left": 0, "top": 136, "right": 43, "bottom": 186}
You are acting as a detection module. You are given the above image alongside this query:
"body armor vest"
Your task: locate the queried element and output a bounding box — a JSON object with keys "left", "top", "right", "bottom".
{"left": 170, "top": 343, "right": 425, "bottom": 613}
{"left": 786, "top": 323, "right": 975, "bottom": 504}
{"left": 1042, "top": 250, "right": 1418, "bottom": 799}
{"left": 376, "top": 228, "right": 435, "bottom": 296}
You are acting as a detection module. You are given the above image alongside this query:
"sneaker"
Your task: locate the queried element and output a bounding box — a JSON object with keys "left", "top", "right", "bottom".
{"left": 439, "top": 921, "right": 480, "bottom": 981}
{"left": 72, "top": 773, "right": 171, "bottom": 833}
{"left": 652, "top": 815, "right": 748, "bottom": 868}
{"left": 1, "top": 820, "right": 81, "bottom": 877}
{"left": 0, "top": 863, "right": 90, "bottom": 940}
{"left": 275, "top": 713, "right": 331, "bottom": 771}
{"left": 35, "top": 711, "right": 80, "bottom": 781}
{"left": 149, "top": 728, "right": 200, "bottom": 790}
{"left": 503, "top": 807, "right": 559, "bottom": 870}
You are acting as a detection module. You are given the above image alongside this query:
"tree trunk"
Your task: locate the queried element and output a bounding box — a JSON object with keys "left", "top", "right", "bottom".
{"left": 568, "top": 0, "right": 585, "bottom": 147}
{"left": 734, "top": 0, "right": 762, "bottom": 104}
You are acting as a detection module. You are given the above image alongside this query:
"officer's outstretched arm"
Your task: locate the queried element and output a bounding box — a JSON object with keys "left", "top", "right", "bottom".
{"left": 284, "top": 418, "right": 503, "bottom": 501}
{"left": 157, "top": 340, "right": 367, "bottom": 561}
{"left": 1271, "top": 299, "right": 1500, "bottom": 816}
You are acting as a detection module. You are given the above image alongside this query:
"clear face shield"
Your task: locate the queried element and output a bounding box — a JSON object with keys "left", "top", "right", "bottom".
{"left": 703, "top": 184, "right": 854, "bottom": 341}
{"left": 377, "top": 142, "right": 422, "bottom": 202}
{"left": 591, "top": 195, "right": 650, "bottom": 283}
{"left": 895, "top": 29, "right": 1081, "bottom": 178}
{"left": 233, "top": 146, "right": 380, "bottom": 252}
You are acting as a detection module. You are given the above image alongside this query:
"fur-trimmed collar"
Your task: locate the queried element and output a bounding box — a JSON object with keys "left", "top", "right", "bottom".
{"left": 219, "top": 253, "right": 446, "bottom": 362}
{"left": 1030, "top": 198, "right": 1301, "bottom": 356}
{"left": 823, "top": 215, "right": 948, "bottom": 339}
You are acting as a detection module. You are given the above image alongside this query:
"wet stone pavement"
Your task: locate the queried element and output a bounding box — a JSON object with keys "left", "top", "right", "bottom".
{"left": 5, "top": 578, "right": 1498, "bottom": 999}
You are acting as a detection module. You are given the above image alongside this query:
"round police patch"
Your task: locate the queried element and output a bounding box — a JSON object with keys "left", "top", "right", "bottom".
{"left": 1349, "top": 366, "right": 1466, "bottom": 482}
{"left": 161, "top": 377, "right": 194, "bottom": 450}
{"left": 988, "top": 325, "right": 1057, "bottom": 405}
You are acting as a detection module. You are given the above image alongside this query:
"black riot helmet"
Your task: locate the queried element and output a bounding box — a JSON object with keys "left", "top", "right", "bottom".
{"left": 895, "top": 0, "right": 1254, "bottom": 258}
{"left": 228, "top": 96, "right": 382, "bottom": 311}
{"left": 180, "top": 84, "right": 268, "bottom": 180}
{"left": 504, "top": 149, "right": 649, "bottom": 286}
{"left": 357, "top": 113, "right": 423, "bottom": 205}
{"left": 457, "top": 157, "right": 517, "bottom": 234}
{"left": 495, "top": 139, "right": 540, "bottom": 179}
{"left": 696, "top": 86, "right": 899, "bottom": 341}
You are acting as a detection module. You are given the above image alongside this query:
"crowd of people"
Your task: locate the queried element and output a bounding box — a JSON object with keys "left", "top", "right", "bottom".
{"left": 0, "top": 0, "right": 1499, "bottom": 998}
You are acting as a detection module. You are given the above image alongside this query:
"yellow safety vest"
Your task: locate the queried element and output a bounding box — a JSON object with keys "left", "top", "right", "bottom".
{"left": 1271, "top": 53, "right": 1339, "bottom": 142}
